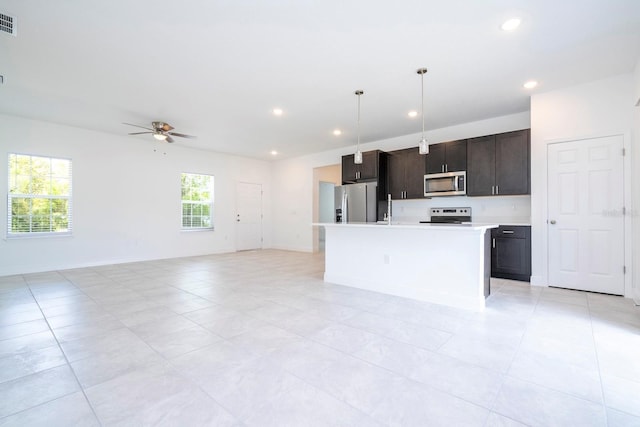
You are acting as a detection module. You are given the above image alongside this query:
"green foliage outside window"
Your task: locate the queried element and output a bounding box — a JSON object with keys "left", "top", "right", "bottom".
{"left": 8, "top": 154, "right": 72, "bottom": 235}
{"left": 181, "top": 173, "right": 213, "bottom": 229}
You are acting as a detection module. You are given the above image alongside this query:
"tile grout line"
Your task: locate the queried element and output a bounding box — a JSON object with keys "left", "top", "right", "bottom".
{"left": 22, "top": 274, "right": 105, "bottom": 427}
{"left": 482, "top": 281, "right": 541, "bottom": 424}
{"left": 588, "top": 294, "right": 611, "bottom": 426}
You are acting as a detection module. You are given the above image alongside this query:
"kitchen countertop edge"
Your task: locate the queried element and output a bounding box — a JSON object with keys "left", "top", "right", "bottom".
{"left": 312, "top": 222, "right": 499, "bottom": 231}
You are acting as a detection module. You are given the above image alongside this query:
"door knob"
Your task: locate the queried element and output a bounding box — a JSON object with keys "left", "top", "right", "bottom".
{"left": 550, "top": 220, "right": 556, "bottom": 224}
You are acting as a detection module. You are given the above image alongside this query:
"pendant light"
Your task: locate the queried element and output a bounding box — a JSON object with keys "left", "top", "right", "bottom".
{"left": 417, "top": 68, "right": 429, "bottom": 155}
{"left": 354, "top": 90, "right": 364, "bottom": 164}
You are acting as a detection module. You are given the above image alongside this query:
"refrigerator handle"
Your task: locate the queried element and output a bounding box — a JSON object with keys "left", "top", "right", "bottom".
{"left": 342, "top": 191, "right": 348, "bottom": 223}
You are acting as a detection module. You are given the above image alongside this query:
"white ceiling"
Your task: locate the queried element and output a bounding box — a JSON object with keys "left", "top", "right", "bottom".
{"left": 1, "top": 1, "right": 639, "bottom": 160}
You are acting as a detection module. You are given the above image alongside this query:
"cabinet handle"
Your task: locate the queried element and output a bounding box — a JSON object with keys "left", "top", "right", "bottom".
{"left": 445, "top": 164, "right": 448, "bottom": 172}
{"left": 441, "top": 164, "right": 444, "bottom": 173}
{"left": 491, "top": 186, "right": 495, "bottom": 195}
{"left": 496, "top": 185, "right": 499, "bottom": 195}
{"left": 502, "top": 230, "right": 514, "bottom": 234}
{"left": 492, "top": 238, "right": 495, "bottom": 248}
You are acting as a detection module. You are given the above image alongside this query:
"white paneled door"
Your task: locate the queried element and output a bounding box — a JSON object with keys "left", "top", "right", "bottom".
{"left": 547, "top": 135, "right": 625, "bottom": 295}
{"left": 236, "top": 182, "right": 263, "bottom": 251}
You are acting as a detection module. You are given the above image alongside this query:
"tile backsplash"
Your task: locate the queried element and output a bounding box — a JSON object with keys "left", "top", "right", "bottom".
{"left": 390, "top": 195, "right": 531, "bottom": 225}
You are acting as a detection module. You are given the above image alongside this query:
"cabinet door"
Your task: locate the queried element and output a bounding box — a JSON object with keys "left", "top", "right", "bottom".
{"left": 425, "top": 143, "right": 446, "bottom": 174}
{"left": 492, "top": 237, "right": 528, "bottom": 276}
{"left": 495, "top": 130, "right": 530, "bottom": 195}
{"left": 404, "top": 148, "right": 426, "bottom": 198}
{"left": 466, "top": 135, "right": 495, "bottom": 196}
{"left": 386, "top": 152, "right": 406, "bottom": 199}
{"left": 491, "top": 226, "right": 531, "bottom": 281}
{"left": 444, "top": 139, "right": 467, "bottom": 172}
{"left": 341, "top": 154, "right": 358, "bottom": 183}
{"left": 359, "top": 151, "right": 379, "bottom": 180}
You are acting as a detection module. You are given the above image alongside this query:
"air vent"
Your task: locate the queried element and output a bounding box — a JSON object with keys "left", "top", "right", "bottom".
{"left": 0, "top": 13, "right": 16, "bottom": 36}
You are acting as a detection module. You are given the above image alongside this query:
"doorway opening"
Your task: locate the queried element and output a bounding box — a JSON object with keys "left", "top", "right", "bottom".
{"left": 312, "top": 164, "right": 341, "bottom": 252}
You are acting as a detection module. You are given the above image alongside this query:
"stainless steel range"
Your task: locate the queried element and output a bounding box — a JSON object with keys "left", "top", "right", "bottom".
{"left": 420, "top": 207, "right": 471, "bottom": 224}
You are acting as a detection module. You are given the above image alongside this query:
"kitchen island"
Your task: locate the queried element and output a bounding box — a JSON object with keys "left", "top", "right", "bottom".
{"left": 314, "top": 222, "right": 498, "bottom": 311}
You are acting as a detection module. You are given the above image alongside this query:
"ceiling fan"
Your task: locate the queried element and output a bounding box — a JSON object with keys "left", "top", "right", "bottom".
{"left": 123, "top": 121, "right": 196, "bottom": 143}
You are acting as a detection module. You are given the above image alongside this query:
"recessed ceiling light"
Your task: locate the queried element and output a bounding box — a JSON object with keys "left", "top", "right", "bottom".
{"left": 408, "top": 111, "right": 418, "bottom": 118}
{"left": 523, "top": 80, "right": 538, "bottom": 89}
{"left": 272, "top": 108, "right": 283, "bottom": 116}
{"left": 501, "top": 18, "right": 521, "bottom": 31}
{"left": 333, "top": 129, "right": 342, "bottom": 136}
{"left": 270, "top": 150, "right": 278, "bottom": 156}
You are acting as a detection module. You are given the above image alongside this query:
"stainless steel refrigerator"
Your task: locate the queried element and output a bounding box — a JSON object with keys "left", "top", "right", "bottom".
{"left": 334, "top": 182, "right": 378, "bottom": 223}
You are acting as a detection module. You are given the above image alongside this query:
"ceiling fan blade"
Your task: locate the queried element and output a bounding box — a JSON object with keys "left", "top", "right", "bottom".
{"left": 168, "top": 132, "right": 196, "bottom": 139}
{"left": 123, "top": 122, "right": 154, "bottom": 131}
{"left": 128, "top": 131, "right": 153, "bottom": 135}
{"left": 166, "top": 136, "right": 175, "bottom": 143}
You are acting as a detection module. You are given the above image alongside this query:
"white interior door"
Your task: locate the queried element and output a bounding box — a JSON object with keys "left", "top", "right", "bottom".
{"left": 236, "top": 182, "right": 263, "bottom": 251}
{"left": 547, "top": 135, "right": 625, "bottom": 295}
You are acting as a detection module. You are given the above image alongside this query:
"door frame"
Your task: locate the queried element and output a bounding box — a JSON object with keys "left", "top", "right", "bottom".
{"left": 541, "top": 132, "right": 633, "bottom": 297}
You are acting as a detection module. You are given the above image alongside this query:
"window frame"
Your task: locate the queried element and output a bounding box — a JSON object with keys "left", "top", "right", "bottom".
{"left": 180, "top": 172, "right": 214, "bottom": 231}
{"left": 7, "top": 153, "right": 73, "bottom": 238}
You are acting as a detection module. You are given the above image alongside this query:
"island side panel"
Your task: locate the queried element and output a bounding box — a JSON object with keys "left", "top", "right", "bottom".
{"left": 323, "top": 225, "right": 490, "bottom": 311}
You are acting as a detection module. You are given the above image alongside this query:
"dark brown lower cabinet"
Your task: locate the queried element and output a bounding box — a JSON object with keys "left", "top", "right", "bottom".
{"left": 491, "top": 225, "right": 531, "bottom": 282}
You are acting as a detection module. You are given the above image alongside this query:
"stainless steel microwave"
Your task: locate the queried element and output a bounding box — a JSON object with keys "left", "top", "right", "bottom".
{"left": 424, "top": 171, "right": 466, "bottom": 197}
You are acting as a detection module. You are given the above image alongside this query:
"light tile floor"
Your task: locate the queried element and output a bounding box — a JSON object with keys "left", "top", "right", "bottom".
{"left": 0, "top": 249, "right": 639, "bottom": 426}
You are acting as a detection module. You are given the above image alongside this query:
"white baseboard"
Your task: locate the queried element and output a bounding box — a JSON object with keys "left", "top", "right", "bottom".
{"left": 529, "top": 275, "right": 547, "bottom": 287}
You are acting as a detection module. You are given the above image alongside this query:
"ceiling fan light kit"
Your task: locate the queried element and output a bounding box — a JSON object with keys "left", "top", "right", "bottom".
{"left": 124, "top": 121, "right": 195, "bottom": 143}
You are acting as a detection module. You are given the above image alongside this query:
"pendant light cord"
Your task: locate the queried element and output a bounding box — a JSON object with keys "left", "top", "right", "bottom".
{"left": 421, "top": 72, "right": 425, "bottom": 138}
{"left": 357, "top": 90, "right": 362, "bottom": 151}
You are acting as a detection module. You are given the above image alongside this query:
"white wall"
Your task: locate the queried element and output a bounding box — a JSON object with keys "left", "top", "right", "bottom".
{"left": 634, "top": 59, "right": 640, "bottom": 302}
{"left": 0, "top": 114, "right": 272, "bottom": 276}
{"left": 530, "top": 73, "right": 635, "bottom": 296}
{"left": 272, "top": 112, "right": 531, "bottom": 252}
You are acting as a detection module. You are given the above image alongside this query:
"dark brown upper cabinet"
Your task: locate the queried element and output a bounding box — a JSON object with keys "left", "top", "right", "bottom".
{"left": 467, "top": 129, "right": 530, "bottom": 196}
{"left": 387, "top": 147, "right": 426, "bottom": 200}
{"left": 341, "top": 150, "right": 385, "bottom": 184}
{"left": 425, "top": 140, "right": 467, "bottom": 174}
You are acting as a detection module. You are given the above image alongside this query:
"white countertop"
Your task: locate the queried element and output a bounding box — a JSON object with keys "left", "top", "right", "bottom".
{"left": 313, "top": 222, "right": 498, "bottom": 231}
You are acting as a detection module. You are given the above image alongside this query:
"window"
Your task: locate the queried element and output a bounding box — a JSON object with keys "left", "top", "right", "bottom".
{"left": 181, "top": 173, "right": 214, "bottom": 230}
{"left": 8, "top": 153, "right": 72, "bottom": 236}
